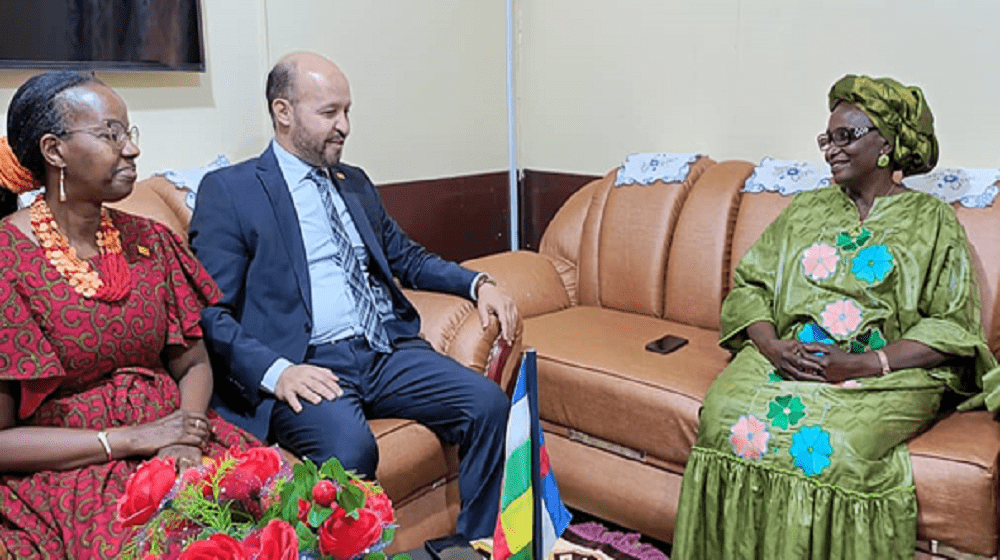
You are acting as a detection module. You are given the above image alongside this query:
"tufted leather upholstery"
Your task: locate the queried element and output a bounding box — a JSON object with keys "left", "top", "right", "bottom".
{"left": 475, "top": 159, "right": 1000, "bottom": 557}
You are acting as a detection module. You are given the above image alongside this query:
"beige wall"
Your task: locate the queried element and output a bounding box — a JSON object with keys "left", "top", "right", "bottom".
{"left": 518, "top": 0, "right": 1000, "bottom": 175}
{"left": 0, "top": 0, "right": 509, "bottom": 184}
{"left": 3, "top": 1, "right": 996, "bottom": 183}
{"left": 263, "top": 0, "right": 509, "bottom": 183}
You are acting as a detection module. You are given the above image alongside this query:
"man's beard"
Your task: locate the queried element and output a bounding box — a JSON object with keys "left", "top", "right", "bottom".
{"left": 291, "top": 124, "right": 342, "bottom": 168}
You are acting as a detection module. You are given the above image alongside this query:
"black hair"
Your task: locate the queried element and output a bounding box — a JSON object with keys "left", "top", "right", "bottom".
{"left": 0, "top": 187, "right": 15, "bottom": 219}
{"left": 265, "top": 60, "right": 296, "bottom": 126}
{"left": 6, "top": 71, "right": 102, "bottom": 184}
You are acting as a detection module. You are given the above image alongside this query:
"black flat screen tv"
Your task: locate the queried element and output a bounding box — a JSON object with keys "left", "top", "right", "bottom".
{"left": 0, "top": 0, "right": 205, "bottom": 72}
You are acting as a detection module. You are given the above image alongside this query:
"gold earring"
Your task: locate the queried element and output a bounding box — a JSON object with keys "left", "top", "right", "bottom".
{"left": 876, "top": 154, "right": 890, "bottom": 168}
{"left": 59, "top": 167, "right": 66, "bottom": 202}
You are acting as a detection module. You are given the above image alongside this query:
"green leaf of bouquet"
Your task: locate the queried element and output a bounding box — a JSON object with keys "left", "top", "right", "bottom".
{"left": 392, "top": 554, "right": 413, "bottom": 560}
{"left": 319, "top": 456, "right": 348, "bottom": 480}
{"left": 308, "top": 504, "right": 334, "bottom": 529}
{"left": 296, "top": 520, "right": 319, "bottom": 551}
{"left": 382, "top": 526, "right": 396, "bottom": 543}
{"left": 365, "top": 552, "right": 387, "bottom": 560}
{"left": 337, "top": 483, "right": 366, "bottom": 513}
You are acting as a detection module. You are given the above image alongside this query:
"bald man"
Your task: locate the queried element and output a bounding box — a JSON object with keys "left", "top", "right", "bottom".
{"left": 189, "top": 52, "right": 516, "bottom": 539}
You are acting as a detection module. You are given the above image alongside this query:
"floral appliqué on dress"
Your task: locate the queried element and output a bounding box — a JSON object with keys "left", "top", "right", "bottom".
{"left": 851, "top": 245, "right": 894, "bottom": 283}
{"left": 798, "top": 322, "right": 835, "bottom": 345}
{"left": 801, "top": 243, "right": 839, "bottom": 281}
{"left": 836, "top": 227, "right": 871, "bottom": 251}
{"left": 789, "top": 425, "right": 833, "bottom": 477}
{"left": 820, "top": 299, "right": 863, "bottom": 337}
{"left": 850, "top": 328, "right": 886, "bottom": 354}
{"left": 729, "top": 415, "right": 770, "bottom": 461}
{"left": 767, "top": 395, "right": 806, "bottom": 430}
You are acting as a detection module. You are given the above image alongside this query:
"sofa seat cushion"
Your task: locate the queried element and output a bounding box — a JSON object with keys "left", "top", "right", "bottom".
{"left": 524, "top": 306, "right": 730, "bottom": 467}
{"left": 372, "top": 418, "right": 457, "bottom": 502}
{"left": 909, "top": 411, "right": 1000, "bottom": 556}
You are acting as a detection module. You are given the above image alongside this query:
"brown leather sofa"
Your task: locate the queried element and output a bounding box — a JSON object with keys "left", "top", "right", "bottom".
{"left": 0, "top": 175, "right": 522, "bottom": 560}
{"left": 468, "top": 158, "right": 1000, "bottom": 559}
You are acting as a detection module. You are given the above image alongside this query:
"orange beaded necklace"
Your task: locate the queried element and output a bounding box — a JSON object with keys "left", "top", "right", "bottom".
{"left": 29, "top": 198, "right": 131, "bottom": 300}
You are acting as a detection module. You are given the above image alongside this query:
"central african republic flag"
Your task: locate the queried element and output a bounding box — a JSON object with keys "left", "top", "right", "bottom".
{"left": 492, "top": 349, "right": 572, "bottom": 560}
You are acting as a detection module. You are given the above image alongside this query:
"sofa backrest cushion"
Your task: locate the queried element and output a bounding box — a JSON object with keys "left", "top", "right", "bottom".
{"left": 574, "top": 157, "right": 714, "bottom": 317}
{"left": 955, "top": 203, "right": 1000, "bottom": 355}
{"left": 663, "top": 160, "right": 755, "bottom": 330}
{"left": 107, "top": 176, "right": 193, "bottom": 241}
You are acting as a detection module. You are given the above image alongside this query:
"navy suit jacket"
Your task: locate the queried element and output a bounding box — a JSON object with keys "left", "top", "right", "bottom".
{"left": 189, "top": 145, "right": 478, "bottom": 440}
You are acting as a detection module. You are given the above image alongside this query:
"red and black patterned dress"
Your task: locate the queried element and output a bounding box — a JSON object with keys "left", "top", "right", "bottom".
{"left": 0, "top": 209, "right": 258, "bottom": 558}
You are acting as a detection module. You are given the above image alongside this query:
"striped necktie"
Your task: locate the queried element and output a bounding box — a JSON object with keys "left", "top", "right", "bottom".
{"left": 308, "top": 167, "right": 391, "bottom": 352}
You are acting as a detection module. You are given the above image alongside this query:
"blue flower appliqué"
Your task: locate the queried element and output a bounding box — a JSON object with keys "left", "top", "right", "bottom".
{"left": 797, "top": 322, "right": 835, "bottom": 345}
{"left": 789, "top": 425, "right": 833, "bottom": 477}
{"left": 851, "top": 244, "right": 893, "bottom": 283}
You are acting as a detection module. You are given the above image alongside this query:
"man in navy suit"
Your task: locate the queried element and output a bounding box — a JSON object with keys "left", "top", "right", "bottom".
{"left": 189, "top": 52, "right": 518, "bottom": 539}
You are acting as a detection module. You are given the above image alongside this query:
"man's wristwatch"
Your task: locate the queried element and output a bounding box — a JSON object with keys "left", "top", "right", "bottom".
{"left": 474, "top": 274, "right": 496, "bottom": 298}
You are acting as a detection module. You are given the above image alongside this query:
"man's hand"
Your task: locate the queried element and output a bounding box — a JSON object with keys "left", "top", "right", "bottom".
{"left": 476, "top": 282, "right": 519, "bottom": 342}
{"left": 275, "top": 364, "right": 343, "bottom": 413}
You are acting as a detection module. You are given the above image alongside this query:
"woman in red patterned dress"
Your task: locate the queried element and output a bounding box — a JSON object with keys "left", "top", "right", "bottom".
{"left": 0, "top": 72, "right": 258, "bottom": 558}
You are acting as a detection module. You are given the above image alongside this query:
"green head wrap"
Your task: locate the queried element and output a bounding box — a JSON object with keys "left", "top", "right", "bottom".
{"left": 828, "top": 74, "right": 938, "bottom": 176}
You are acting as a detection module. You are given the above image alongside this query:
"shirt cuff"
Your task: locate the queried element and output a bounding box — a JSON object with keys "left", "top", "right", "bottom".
{"left": 470, "top": 272, "right": 486, "bottom": 301}
{"left": 260, "top": 358, "right": 294, "bottom": 394}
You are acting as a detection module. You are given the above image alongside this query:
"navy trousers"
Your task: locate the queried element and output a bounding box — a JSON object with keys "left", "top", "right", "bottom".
{"left": 269, "top": 337, "right": 507, "bottom": 539}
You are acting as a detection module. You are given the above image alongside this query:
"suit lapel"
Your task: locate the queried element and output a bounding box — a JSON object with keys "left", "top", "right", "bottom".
{"left": 257, "top": 147, "right": 313, "bottom": 315}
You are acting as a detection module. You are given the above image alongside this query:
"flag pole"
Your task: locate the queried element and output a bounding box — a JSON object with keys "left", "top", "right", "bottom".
{"left": 525, "top": 349, "right": 544, "bottom": 560}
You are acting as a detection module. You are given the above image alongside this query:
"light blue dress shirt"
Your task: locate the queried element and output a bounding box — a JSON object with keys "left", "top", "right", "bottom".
{"left": 260, "top": 141, "right": 485, "bottom": 393}
{"left": 261, "top": 141, "right": 389, "bottom": 392}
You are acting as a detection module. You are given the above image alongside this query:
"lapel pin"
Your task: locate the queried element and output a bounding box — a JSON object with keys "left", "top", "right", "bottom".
{"left": 335, "top": 172, "right": 346, "bottom": 181}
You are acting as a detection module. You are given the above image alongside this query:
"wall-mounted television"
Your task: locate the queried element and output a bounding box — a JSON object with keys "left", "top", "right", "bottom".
{"left": 0, "top": 0, "right": 205, "bottom": 72}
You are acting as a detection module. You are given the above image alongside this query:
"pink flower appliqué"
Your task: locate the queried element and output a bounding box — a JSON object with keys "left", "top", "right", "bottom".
{"left": 801, "top": 243, "right": 839, "bottom": 281}
{"left": 820, "top": 299, "right": 862, "bottom": 337}
{"left": 729, "top": 414, "right": 770, "bottom": 461}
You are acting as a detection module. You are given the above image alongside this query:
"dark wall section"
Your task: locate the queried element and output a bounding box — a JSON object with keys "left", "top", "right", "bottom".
{"left": 519, "top": 169, "right": 601, "bottom": 251}
{"left": 378, "top": 169, "right": 601, "bottom": 261}
{"left": 378, "top": 171, "right": 510, "bottom": 263}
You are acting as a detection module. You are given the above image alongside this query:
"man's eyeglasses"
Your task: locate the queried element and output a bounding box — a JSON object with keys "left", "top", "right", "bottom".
{"left": 59, "top": 120, "right": 139, "bottom": 151}
{"left": 817, "top": 126, "right": 875, "bottom": 150}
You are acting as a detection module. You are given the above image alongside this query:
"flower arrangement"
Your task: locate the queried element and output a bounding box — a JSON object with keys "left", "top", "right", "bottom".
{"left": 118, "top": 446, "right": 407, "bottom": 560}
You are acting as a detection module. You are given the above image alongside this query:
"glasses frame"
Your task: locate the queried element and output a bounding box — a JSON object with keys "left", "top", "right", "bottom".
{"left": 817, "top": 126, "right": 875, "bottom": 150}
{"left": 59, "top": 119, "right": 139, "bottom": 151}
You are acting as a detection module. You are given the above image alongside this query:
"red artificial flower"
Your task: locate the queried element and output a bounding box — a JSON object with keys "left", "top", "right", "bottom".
{"left": 218, "top": 447, "right": 283, "bottom": 499}
{"left": 364, "top": 490, "right": 395, "bottom": 525}
{"left": 117, "top": 456, "right": 177, "bottom": 527}
{"left": 318, "top": 506, "right": 383, "bottom": 560}
{"left": 297, "top": 498, "right": 311, "bottom": 523}
{"left": 312, "top": 479, "right": 337, "bottom": 507}
{"left": 350, "top": 479, "right": 395, "bottom": 524}
{"left": 178, "top": 534, "right": 250, "bottom": 560}
{"left": 244, "top": 519, "right": 299, "bottom": 560}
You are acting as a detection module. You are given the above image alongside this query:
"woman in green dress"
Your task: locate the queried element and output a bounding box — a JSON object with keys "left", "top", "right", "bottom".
{"left": 673, "top": 75, "right": 1000, "bottom": 559}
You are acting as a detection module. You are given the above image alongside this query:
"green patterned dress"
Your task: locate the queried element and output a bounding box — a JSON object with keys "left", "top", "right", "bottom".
{"left": 673, "top": 187, "right": 1000, "bottom": 559}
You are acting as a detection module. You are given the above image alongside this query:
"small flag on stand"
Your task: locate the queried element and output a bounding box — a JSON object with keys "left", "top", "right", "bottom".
{"left": 492, "top": 349, "right": 572, "bottom": 560}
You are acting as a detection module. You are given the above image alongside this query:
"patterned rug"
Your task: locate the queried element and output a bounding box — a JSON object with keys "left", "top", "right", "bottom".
{"left": 553, "top": 522, "right": 671, "bottom": 560}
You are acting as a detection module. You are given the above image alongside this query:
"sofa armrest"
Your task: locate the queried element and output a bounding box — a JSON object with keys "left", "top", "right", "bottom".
{"left": 405, "top": 289, "right": 524, "bottom": 394}
{"left": 463, "top": 250, "right": 572, "bottom": 320}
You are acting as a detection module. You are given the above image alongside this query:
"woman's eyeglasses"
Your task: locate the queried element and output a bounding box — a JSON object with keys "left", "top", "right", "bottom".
{"left": 59, "top": 120, "right": 139, "bottom": 151}
{"left": 817, "top": 126, "right": 875, "bottom": 150}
